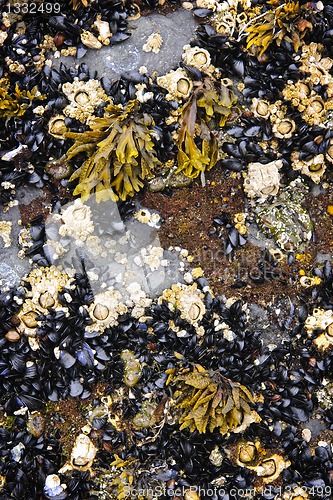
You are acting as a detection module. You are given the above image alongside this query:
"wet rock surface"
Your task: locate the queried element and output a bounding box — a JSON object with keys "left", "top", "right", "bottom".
{"left": 51, "top": 9, "right": 197, "bottom": 79}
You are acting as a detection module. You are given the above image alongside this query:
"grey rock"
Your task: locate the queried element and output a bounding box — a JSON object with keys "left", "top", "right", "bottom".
{"left": 44, "top": 194, "right": 184, "bottom": 299}
{"left": 0, "top": 187, "right": 46, "bottom": 288}
{"left": 51, "top": 9, "right": 197, "bottom": 79}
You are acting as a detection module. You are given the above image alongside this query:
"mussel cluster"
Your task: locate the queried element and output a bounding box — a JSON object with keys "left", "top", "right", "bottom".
{"left": 0, "top": 0, "right": 333, "bottom": 499}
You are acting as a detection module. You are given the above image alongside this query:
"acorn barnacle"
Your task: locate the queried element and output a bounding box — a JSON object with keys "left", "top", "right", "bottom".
{"left": 159, "top": 283, "right": 206, "bottom": 326}
{"left": 233, "top": 440, "right": 290, "bottom": 483}
{"left": 57, "top": 199, "right": 94, "bottom": 241}
{"left": 300, "top": 276, "right": 321, "bottom": 288}
{"left": 74, "top": 90, "right": 90, "bottom": 106}
{"left": 87, "top": 288, "right": 127, "bottom": 333}
{"left": 313, "top": 319, "right": 333, "bottom": 352}
{"left": 18, "top": 303, "right": 39, "bottom": 336}
{"left": 243, "top": 160, "right": 282, "bottom": 199}
{"left": 182, "top": 45, "right": 211, "bottom": 73}
{"left": 272, "top": 118, "right": 296, "bottom": 139}
{"left": 291, "top": 152, "right": 326, "bottom": 184}
{"left": 251, "top": 98, "right": 270, "bottom": 119}
{"left": 325, "top": 139, "right": 333, "bottom": 163}
{"left": 305, "top": 307, "right": 333, "bottom": 337}
{"left": 59, "top": 434, "right": 98, "bottom": 474}
{"left": 157, "top": 68, "right": 193, "bottom": 101}
{"left": 80, "top": 30, "right": 102, "bottom": 49}
{"left": 48, "top": 115, "right": 67, "bottom": 139}
{"left": 62, "top": 77, "right": 109, "bottom": 123}
{"left": 238, "top": 442, "right": 257, "bottom": 464}
{"left": 303, "top": 96, "right": 326, "bottom": 125}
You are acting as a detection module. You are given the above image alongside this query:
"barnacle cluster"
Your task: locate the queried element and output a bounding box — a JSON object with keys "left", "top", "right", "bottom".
{"left": 157, "top": 68, "right": 193, "bottom": 101}
{"left": 168, "top": 364, "right": 260, "bottom": 434}
{"left": 282, "top": 45, "right": 333, "bottom": 127}
{"left": 87, "top": 288, "right": 127, "bottom": 333}
{"left": 231, "top": 440, "right": 291, "bottom": 484}
{"left": 243, "top": 160, "right": 282, "bottom": 199}
{"left": 159, "top": 282, "right": 206, "bottom": 327}
{"left": 291, "top": 152, "right": 326, "bottom": 184}
{"left": 62, "top": 77, "right": 109, "bottom": 123}
{"left": 142, "top": 32, "right": 163, "bottom": 54}
{"left": 17, "top": 266, "right": 72, "bottom": 338}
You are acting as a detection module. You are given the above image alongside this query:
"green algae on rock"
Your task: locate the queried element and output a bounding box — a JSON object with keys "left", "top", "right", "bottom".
{"left": 255, "top": 180, "right": 313, "bottom": 251}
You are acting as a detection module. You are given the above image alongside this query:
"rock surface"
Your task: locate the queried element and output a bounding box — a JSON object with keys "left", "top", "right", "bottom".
{"left": 52, "top": 9, "right": 197, "bottom": 79}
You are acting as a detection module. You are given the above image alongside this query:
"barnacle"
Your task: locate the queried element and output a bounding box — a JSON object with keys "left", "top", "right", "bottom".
{"left": 59, "top": 434, "right": 97, "bottom": 473}
{"left": 0, "top": 221, "right": 12, "bottom": 248}
{"left": 182, "top": 45, "right": 212, "bottom": 73}
{"left": 92, "top": 15, "right": 112, "bottom": 45}
{"left": 56, "top": 199, "right": 95, "bottom": 241}
{"left": 272, "top": 118, "right": 296, "bottom": 139}
{"left": 243, "top": 160, "right": 282, "bottom": 199}
{"left": 87, "top": 288, "right": 127, "bottom": 333}
{"left": 291, "top": 152, "right": 326, "bottom": 184}
{"left": 17, "top": 266, "right": 73, "bottom": 338}
{"left": 159, "top": 283, "right": 206, "bottom": 326}
{"left": 245, "top": 1, "right": 313, "bottom": 56}
{"left": 307, "top": 308, "right": 333, "bottom": 352}
{"left": 251, "top": 98, "right": 271, "bottom": 119}
{"left": 62, "top": 78, "right": 109, "bottom": 124}
{"left": 0, "top": 78, "right": 45, "bottom": 118}
{"left": 65, "top": 100, "right": 161, "bottom": 201}
{"left": 143, "top": 32, "right": 163, "bottom": 54}
{"left": 48, "top": 115, "right": 68, "bottom": 139}
{"left": 232, "top": 440, "right": 291, "bottom": 483}
{"left": 81, "top": 30, "right": 103, "bottom": 49}
{"left": 157, "top": 68, "right": 193, "bottom": 101}
{"left": 176, "top": 79, "right": 238, "bottom": 179}
{"left": 168, "top": 364, "right": 260, "bottom": 434}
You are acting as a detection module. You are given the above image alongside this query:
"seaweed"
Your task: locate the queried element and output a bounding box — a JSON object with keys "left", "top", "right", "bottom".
{"left": 245, "top": 0, "right": 313, "bottom": 56}
{"left": 167, "top": 364, "right": 260, "bottom": 435}
{"left": 176, "top": 79, "right": 238, "bottom": 180}
{"left": 65, "top": 100, "right": 161, "bottom": 202}
{"left": 70, "top": 0, "right": 89, "bottom": 9}
{"left": 0, "top": 79, "right": 45, "bottom": 118}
